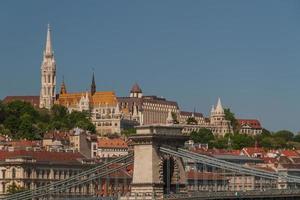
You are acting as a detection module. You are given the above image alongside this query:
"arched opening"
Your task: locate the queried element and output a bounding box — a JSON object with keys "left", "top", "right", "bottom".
{"left": 163, "top": 157, "right": 176, "bottom": 194}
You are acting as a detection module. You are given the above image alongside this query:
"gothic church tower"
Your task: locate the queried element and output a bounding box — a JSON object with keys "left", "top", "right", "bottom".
{"left": 39, "top": 24, "right": 56, "bottom": 109}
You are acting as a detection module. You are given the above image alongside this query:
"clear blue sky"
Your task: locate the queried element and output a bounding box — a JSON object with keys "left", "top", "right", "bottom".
{"left": 0, "top": 1, "right": 299, "bottom": 132}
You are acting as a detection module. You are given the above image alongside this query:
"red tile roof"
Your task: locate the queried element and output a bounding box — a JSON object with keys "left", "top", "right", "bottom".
{"left": 98, "top": 138, "right": 128, "bottom": 148}
{"left": 43, "top": 131, "right": 70, "bottom": 141}
{"left": 7, "top": 140, "right": 41, "bottom": 148}
{"left": 238, "top": 119, "right": 262, "bottom": 129}
{"left": 3, "top": 96, "right": 40, "bottom": 108}
{"left": 281, "top": 150, "right": 299, "bottom": 157}
{"left": 242, "top": 147, "right": 265, "bottom": 157}
{"left": 0, "top": 150, "right": 85, "bottom": 164}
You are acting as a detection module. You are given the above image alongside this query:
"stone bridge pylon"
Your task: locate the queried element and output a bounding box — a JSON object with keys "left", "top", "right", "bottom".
{"left": 125, "top": 125, "right": 189, "bottom": 200}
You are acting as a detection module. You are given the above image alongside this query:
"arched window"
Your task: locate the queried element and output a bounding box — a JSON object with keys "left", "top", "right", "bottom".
{"left": 12, "top": 168, "right": 16, "bottom": 179}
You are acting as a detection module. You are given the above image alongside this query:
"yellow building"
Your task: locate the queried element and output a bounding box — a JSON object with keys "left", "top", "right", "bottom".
{"left": 55, "top": 75, "right": 122, "bottom": 135}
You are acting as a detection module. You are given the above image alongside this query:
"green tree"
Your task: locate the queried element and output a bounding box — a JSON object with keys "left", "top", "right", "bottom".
{"left": 7, "top": 182, "right": 26, "bottom": 194}
{"left": 231, "top": 133, "right": 255, "bottom": 149}
{"left": 260, "top": 137, "right": 273, "bottom": 149}
{"left": 190, "top": 128, "right": 214, "bottom": 144}
{"left": 212, "top": 137, "right": 228, "bottom": 149}
{"left": 274, "top": 130, "right": 294, "bottom": 141}
{"left": 18, "top": 113, "right": 35, "bottom": 139}
{"left": 0, "top": 124, "right": 11, "bottom": 137}
{"left": 4, "top": 115, "right": 20, "bottom": 137}
{"left": 0, "top": 100, "right": 6, "bottom": 123}
{"left": 51, "top": 105, "right": 68, "bottom": 121}
{"left": 186, "top": 117, "right": 197, "bottom": 125}
{"left": 224, "top": 108, "right": 239, "bottom": 132}
{"left": 171, "top": 112, "right": 179, "bottom": 124}
{"left": 293, "top": 133, "right": 300, "bottom": 143}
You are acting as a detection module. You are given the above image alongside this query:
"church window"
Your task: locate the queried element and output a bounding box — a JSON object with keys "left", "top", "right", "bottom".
{"left": 48, "top": 75, "right": 51, "bottom": 83}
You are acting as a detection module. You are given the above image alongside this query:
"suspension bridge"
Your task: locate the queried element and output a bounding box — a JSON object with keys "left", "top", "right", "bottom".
{"left": 3, "top": 125, "right": 300, "bottom": 200}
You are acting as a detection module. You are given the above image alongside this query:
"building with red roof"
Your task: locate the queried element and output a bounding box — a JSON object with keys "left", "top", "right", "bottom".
{"left": 241, "top": 147, "right": 265, "bottom": 158}
{"left": 97, "top": 137, "right": 128, "bottom": 158}
{"left": 238, "top": 119, "right": 263, "bottom": 135}
{"left": 0, "top": 149, "right": 93, "bottom": 196}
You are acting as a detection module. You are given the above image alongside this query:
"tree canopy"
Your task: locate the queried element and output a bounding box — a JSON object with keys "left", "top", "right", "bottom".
{"left": 224, "top": 108, "right": 239, "bottom": 132}
{"left": 0, "top": 101, "right": 96, "bottom": 140}
{"left": 186, "top": 117, "right": 198, "bottom": 125}
{"left": 7, "top": 182, "right": 26, "bottom": 194}
{"left": 190, "top": 128, "right": 214, "bottom": 145}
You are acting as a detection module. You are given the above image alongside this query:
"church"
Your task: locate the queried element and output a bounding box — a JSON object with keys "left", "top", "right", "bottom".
{"left": 2, "top": 25, "right": 262, "bottom": 137}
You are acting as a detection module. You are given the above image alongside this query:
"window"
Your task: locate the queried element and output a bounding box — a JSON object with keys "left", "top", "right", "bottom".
{"left": 2, "top": 183, "right": 5, "bottom": 193}
{"left": 2, "top": 170, "right": 6, "bottom": 179}
{"left": 12, "top": 168, "right": 16, "bottom": 179}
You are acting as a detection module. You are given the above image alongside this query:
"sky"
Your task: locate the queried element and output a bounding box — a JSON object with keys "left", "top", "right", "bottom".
{"left": 0, "top": 1, "right": 299, "bottom": 132}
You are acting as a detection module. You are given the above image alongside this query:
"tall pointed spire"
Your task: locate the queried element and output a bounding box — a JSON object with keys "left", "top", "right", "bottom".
{"left": 40, "top": 24, "right": 56, "bottom": 109}
{"left": 45, "top": 24, "right": 53, "bottom": 57}
{"left": 91, "top": 72, "right": 96, "bottom": 96}
{"left": 215, "top": 97, "right": 224, "bottom": 114}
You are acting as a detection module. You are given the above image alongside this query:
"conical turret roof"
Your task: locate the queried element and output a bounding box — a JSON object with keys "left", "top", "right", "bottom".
{"left": 215, "top": 97, "right": 224, "bottom": 113}
{"left": 130, "top": 83, "right": 142, "bottom": 93}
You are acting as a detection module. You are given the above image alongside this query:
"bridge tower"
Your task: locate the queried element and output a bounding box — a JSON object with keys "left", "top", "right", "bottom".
{"left": 127, "top": 125, "right": 188, "bottom": 199}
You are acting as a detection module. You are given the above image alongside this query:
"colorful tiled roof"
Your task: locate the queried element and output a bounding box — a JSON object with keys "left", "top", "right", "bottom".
{"left": 238, "top": 119, "right": 262, "bottom": 129}
{"left": 57, "top": 91, "right": 117, "bottom": 107}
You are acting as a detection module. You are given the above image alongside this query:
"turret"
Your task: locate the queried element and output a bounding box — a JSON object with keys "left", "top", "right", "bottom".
{"left": 130, "top": 83, "right": 143, "bottom": 98}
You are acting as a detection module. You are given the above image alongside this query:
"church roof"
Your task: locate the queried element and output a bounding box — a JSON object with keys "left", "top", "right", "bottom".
{"left": 57, "top": 91, "right": 117, "bottom": 107}
{"left": 130, "top": 83, "right": 142, "bottom": 93}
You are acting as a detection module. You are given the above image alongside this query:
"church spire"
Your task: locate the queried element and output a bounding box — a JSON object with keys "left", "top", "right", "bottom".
{"left": 45, "top": 24, "right": 53, "bottom": 57}
{"left": 91, "top": 72, "right": 96, "bottom": 95}
{"left": 40, "top": 24, "right": 56, "bottom": 109}
{"left": 60, "top": 76, "right": 67, "bottom": 95}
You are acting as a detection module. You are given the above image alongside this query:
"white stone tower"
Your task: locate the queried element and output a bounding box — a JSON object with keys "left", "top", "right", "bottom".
{"left": 39, "top": 24, "right": 56, "bottom": 109}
